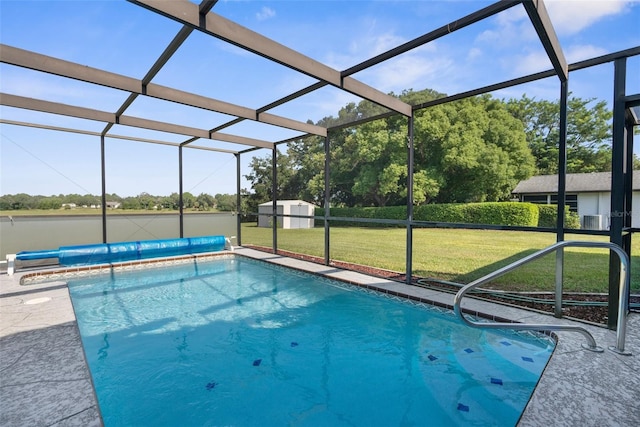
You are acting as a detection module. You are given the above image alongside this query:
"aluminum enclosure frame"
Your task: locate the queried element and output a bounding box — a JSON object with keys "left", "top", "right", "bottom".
{"left": 1, "top": 0, "right": 638, "bottom": 327}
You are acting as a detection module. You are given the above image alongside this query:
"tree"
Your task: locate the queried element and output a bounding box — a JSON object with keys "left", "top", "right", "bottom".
{"left": 415, "top": 95, "right": 535, "bottom": 203}
{"left": 0, "top": 192, "right": 235, "bottom": 211}
{"left": 37, "top": 196, "right": 62, "bottom": 209}
{"left": 284, "top": 137, "right": 326, "bottom": 204}
{"left": 215, "top": 193, "right": 237, "bottom": 211}
{"left": 243, "top": 89, "right": 446, "bottom": 207}
{"left": 195, "top": 193, "right": 216, "bottom": 211}
{"left": 182, "top": 192, "right": 196, "bottom": 209}
{"left": 243, "top": 149, "right": 303, "bottom": 205}
{"left": 340, "top": 119, "right": 405, "bottom": 206}
{"left": 121, "top": 196, "right": 141, "bottom": 210}
{"left": 506, "top": 94, "right": 613, "bottom": 174}
{"left": 330, "top": 116, "right": 439, "bottom": 206}
{"left": 244, "top": 88, "right": 532, "bottom": 206}
{"left": 327, "top": 88, "right": 445, "bottom": 206}
{"left": 159, "top": 194, "right": 177, "bottom": 210}
{"left": 0, "top": 193, "right": 36, "bottom": 210}
{"left": 137, "top": 192, "right": 156, "bottom": 210}
{"left": 327, "top": 93, "right": 533, "bottom": 205}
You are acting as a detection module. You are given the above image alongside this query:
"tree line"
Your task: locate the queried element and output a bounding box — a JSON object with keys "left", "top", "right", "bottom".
{"left": 0, "top": 192, "right": 240, "bottom": 212}
{"left": 243, "top": 88, "right": 627, "bottom": 213}
{"left": 2, "top": 88, "right": 630, "bottom": 215}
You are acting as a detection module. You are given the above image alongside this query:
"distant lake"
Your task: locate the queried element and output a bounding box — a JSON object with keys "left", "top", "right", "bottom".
{"left": 0, "top": 213, "right": 236, "bottom": 260}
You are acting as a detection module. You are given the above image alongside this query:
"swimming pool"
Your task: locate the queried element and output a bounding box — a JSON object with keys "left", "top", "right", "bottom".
{"left": 66, "top": 255, "right": 554, "bottom": 426}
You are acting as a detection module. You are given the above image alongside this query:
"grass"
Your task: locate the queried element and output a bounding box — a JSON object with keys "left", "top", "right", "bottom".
{"left": 241, "top": 224, "right": 639, "bottom": 293}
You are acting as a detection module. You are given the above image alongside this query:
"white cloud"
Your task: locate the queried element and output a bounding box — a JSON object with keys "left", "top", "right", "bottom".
{"left": 320, "top": 21, "right": 448, "bottom": 94}
{"left": 256, "top": 6, "right": 275, "bottom": 22}
{"left": 471, "top": 0, "right": 633, "bottom": 81}
{"left": 467, "top": 47, "right": 482, "bottom": 61}
{"left": 476, "top": 28, "right": 499, "bottom": 44}
{"left": 564, "top": 44, "right": 608, "bottom": 63}
{"left": 0, "top": 69, "right": 124, "bottom": 111}
{"left": 325, "top": 29, "right": 409, "bottom": 70}
{"left": 476, "top": 0, "right": 633, "bottom": 48}
{"left": 475, "top": 6, "right": 536, "bottom": 48}
{"left": 360, "top": 49, "right": 454, "bottom": 94}
{"left": 507, "top": 44, "right": 608, "bottom": 77}
{"left": 313, "top": 91, "right": 361, "bottom": 119}
{"left": 210, "top": 37, "right": 253, "bottom": 58}
{"left": 368, "top": 32, "right": 406, "bottom": 56}
{"left": 322, "top": 18, "right": 465, "bottom": 95}
{"left": 510, "top": 50, "right": 553, "bottom": 76}
{"left": 545, "top": 0, "right": 629, "bottom": 35}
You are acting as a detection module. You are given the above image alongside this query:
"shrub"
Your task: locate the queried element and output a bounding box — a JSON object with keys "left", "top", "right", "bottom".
{"left": 316, "top": 202, "right": 540, "bottom": 227}
{"left": 456, "top": 202, "right": 539, "bottom": 227}
{"left": 314, "top": 206, "right": 406, "bottom": 227}
{"left": 537, "top": 205, "right": 581, "bottom": 229}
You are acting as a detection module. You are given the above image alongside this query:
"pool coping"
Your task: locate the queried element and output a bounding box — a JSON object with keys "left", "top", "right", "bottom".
{"left": 1, "top": 247, "right": 638, "bottom": 426}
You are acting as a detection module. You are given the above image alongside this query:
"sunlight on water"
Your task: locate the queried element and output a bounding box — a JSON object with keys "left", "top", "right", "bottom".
{"left": 67, "top": 257, "right": 554, "bottom": 427}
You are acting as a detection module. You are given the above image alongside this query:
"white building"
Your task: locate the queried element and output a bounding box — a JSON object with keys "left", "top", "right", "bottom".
{"left": 258, "top": 200, "right": 316, "bottom": 229}
{"left": 512, "top": 171, "right": 638, "bottom": 230}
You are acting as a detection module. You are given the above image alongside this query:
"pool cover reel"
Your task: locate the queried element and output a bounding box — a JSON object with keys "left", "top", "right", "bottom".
{"left": 16, "top": 235, "right": 227, "bottom": 266}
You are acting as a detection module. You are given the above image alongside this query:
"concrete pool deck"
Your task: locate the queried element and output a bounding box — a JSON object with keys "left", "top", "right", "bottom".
{"left": 1, "top": 247, "right": 638, "bottom": 426}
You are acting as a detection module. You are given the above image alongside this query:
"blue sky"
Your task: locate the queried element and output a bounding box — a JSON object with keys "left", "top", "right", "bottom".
{"left": 1, "top": 0, "right": 639, "bottom": 198}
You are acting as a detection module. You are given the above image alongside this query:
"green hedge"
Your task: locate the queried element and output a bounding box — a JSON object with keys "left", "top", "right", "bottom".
{"left": 314, "top": 206, "right": 406, "bottom": 227}
{"left": 415, "top": 202, "right": 539, "bottom": 226}
{"left": 315, "top": 202, "right": 541, "bottom": 227}
{"left": 537, "top": 205, "right": 581, "bottom": 229}
{"left": 315, "top": 202, "right": 581, "bottom": 228}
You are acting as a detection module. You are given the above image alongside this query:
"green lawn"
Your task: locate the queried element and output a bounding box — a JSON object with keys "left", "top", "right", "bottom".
{"left": 241, "top": 224, "right": 639, "bottom": 293}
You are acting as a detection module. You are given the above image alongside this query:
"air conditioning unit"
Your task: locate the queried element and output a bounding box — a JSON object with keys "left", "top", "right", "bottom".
{"left": 582, "top": 214, "right": 604, "bottom": 230}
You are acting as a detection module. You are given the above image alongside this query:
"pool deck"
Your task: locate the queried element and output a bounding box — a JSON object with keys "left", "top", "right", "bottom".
{"left": 1, "top": 247, "right": 638, "bottom": 426}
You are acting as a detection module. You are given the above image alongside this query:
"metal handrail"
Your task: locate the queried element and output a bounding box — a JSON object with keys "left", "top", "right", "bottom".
{"left": 453, "top": 240, "right": 631, "bottom": 354}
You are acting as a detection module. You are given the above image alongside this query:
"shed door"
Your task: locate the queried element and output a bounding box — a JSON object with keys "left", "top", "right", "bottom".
{"left": 290, "top": 204, "right": 304, "bottom": 228}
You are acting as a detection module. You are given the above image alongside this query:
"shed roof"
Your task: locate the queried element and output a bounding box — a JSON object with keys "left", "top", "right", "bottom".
{"left": 258, "top": 200, "right": 316, "bottom": 207}
{"left": 512, "top": 171, "right": 640, "bottom": 194}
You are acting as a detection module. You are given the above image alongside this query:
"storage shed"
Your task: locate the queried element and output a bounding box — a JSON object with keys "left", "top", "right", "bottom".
{"left": 258, "top": 200, "right": 316, "bottom": 229}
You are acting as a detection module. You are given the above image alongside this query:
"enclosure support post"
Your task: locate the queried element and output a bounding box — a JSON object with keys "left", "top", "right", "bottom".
{"left": 100, "top": 135, "right": 107, "bottom": 243}
{"left": 179, "top": 144, "right": 184, "bottom": 238}
{"left": 623, "top": 121, "right": 634, "bottom": 304}
{"left": 609, "top": 57, "right": 627, "bottom": 329}
{"left": 272, "top": 146, "right": 278, "bottom": 254}
{"left": 405, "top": 114, "right": 415, "bottom": 284}
{"left": 324, "top": 134, "right": 331, "bottom": 266}
{"left": 554, "top": 79, "right": 569, "bottom": 318}
{"left": 235, "top": 153, "right": 242, "bottom": 246}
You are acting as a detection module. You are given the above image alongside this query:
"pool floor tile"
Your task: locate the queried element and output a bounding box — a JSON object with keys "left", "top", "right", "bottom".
{"left": 457, "top": 403, "right": 470, "bottom": 412}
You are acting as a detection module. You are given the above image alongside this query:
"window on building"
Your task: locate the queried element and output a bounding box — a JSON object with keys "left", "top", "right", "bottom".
{"left": 521, "top": 194, "right": 578, "bottom": 212}
{"left": 550, "top": 194, "right": 578, "bottom": 212}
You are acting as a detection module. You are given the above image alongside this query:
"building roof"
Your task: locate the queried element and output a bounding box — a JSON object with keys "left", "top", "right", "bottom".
{"left": 258, "top": 200, "right": 316, "bottom": 207}
{"left": 512, "top": 171, "right": 640, "bottom": 194}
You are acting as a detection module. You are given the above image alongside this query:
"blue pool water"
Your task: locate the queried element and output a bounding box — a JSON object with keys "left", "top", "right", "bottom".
{"left": 66, "top": 256, "right": 554, "bottom": 426}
